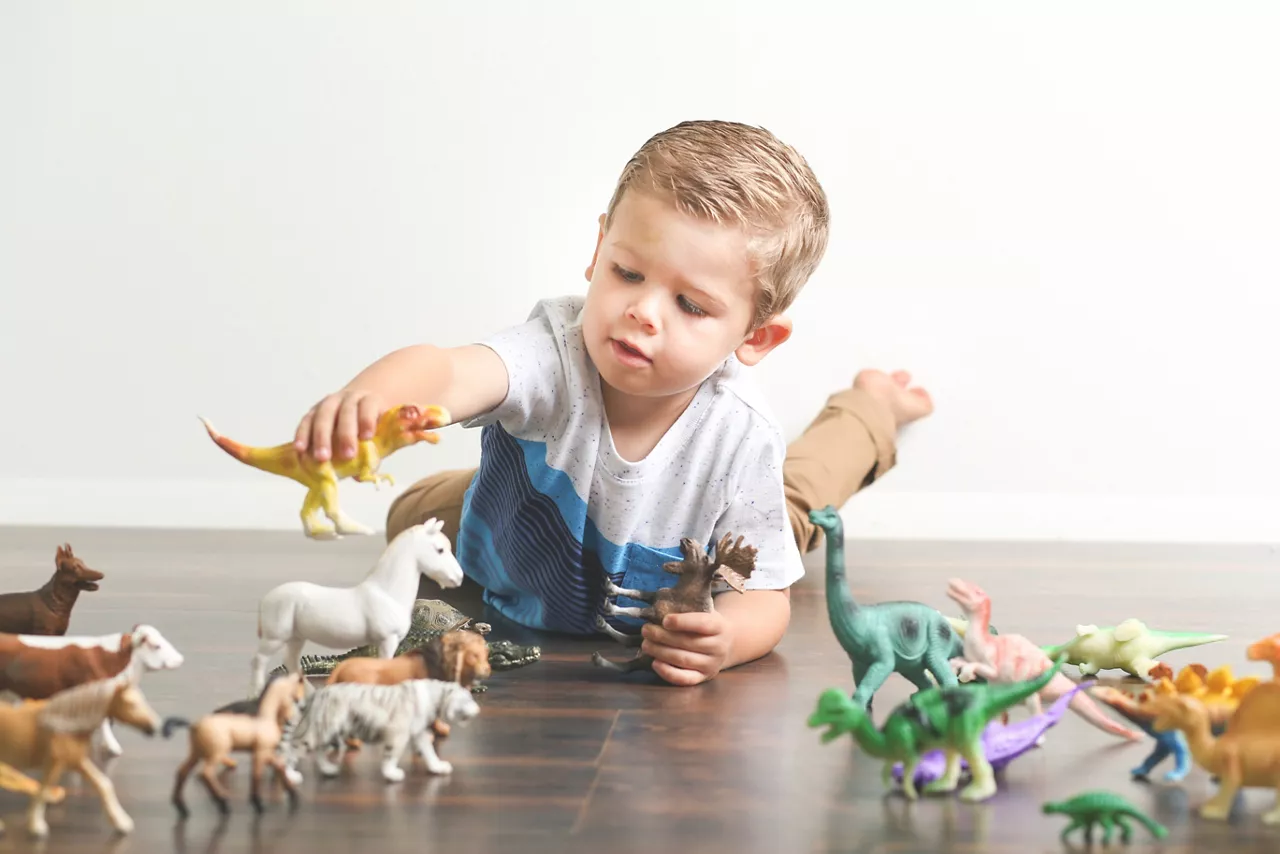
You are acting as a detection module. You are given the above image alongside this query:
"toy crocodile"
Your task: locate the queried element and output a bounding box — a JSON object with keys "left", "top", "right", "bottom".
{"left": 808, "top": 652, "right": 1068, "bottom": 802}
{"left": 1042, "top": 790, "right": 1168, "bottom": 844}
{"left": 268, "top": 599, "right": 541, "bottom": 690}
{"left": 1040, "top": 618, "right": 1227, "bottom": 679}
{"left": 200, "top": 403, "right": 450, "bottom": 539}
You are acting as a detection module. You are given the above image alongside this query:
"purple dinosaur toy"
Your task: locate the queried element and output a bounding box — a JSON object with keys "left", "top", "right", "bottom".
{"left": 891, "top": 681, "right": 1093, "bottom": 785}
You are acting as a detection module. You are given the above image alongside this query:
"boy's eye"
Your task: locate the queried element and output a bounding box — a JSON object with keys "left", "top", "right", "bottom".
{"left": 678, "top": 296, "right": 706, "bottom": 317}
{"left": 613, "top": 264, "right": 643, "bottom": 283}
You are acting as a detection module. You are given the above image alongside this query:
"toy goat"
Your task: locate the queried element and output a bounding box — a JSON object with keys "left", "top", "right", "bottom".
{"left": 165, "top": 672, "right": 308, "bottom": 817}
{"left": 0, "top": 673, "right": 162, "bottom": 838}
{"left": 592, "top": 533, "right": 757, "bottom": 674}
{"left": 250, "top": 519, "right": 464, "bottom": 696}
{"left": 0, "top": 544, "right": 103, "bottom": 636}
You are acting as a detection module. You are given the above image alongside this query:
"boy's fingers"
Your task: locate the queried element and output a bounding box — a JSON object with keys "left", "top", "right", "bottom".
{"left": 642, "top": 640, "right": 713, "bottom": 673}
{"left": 309, "top": 396, "right": 340, "bottom": 461}
{"left": 642, "top": 624, "right": 719, "bottom": 654}
{"left": 294, "top": 411, "right": 314, "bottom": 452}
{"left": 335, "top": 398, "right": 360, "bottom": 460}
{"left": 356, "top": 395, "right": 381, "bottom": 440}
{"left": 652, "top": 660, "right": 707, "bottom": 687}
{"left": 662, "top": 612, "right": 722, "bottom": 635}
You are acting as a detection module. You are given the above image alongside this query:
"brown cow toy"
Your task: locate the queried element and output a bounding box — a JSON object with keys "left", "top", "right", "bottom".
{"left": 0, "top": 544, "right": 104, "bottom": 636}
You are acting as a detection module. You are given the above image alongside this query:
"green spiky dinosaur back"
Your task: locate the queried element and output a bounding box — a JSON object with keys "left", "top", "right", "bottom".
{"left": 809, "top": 505, "right": 971, "bottom": 709}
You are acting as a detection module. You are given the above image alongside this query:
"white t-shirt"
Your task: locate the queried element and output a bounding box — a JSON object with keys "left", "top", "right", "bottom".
{"left": 455, "top": 295, "right": 804, "bottom": 634}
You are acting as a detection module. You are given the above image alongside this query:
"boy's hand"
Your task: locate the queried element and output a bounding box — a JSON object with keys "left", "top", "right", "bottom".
{"left": 294, "top": 389, "right": 387, "bottom": 462}
{"left": 853, "top": 368, "right": 934, "bottom": 429}
{"left": 641, "top": 612, "right": 734, "bottom": 687}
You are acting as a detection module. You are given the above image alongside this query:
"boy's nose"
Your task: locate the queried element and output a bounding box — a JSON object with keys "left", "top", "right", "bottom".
{"left": 625, "top": 291, "right": 660, "bottom": 331}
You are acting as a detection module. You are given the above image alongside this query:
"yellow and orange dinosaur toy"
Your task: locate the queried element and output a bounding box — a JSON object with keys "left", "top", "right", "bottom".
{"left": 199, "top": 403, "right": 450, "bottom": 539}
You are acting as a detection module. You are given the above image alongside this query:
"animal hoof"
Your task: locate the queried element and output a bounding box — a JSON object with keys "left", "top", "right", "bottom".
{"left": 427, "top": 761, "right": 453, "bottom": 776}
{"left": 318, "top": 761, "right": 340, "bottom": 778}
{"left": 250, "top": 796, "right": 264, "bottom": 814}
{"left": 113, "top": 815, "right": 135, "bottom": 834}
{"left": 1200, "top": 804, "right": 1229, "bottom": 821}
{"left": 27, "top": 820, "right": 49, "bottom": 838}
{"left": 381, "top": 766, "right": 406, "bottom": 783}
{"left": 173, "top": 801, "right": 190, "bottom": 820}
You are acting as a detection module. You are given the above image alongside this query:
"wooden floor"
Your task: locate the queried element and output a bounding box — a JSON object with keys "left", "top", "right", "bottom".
{"left": 0, "top": 527, "right": 1277, "bottom": 854}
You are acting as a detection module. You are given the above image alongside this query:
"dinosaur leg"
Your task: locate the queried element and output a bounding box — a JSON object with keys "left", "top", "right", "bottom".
{"left": 316, "top": 477, "right": 373, "bottom": 537}
{"left": 300, "top": 487, "right": 338, "bottom": 539}
{"left": 923, "top": 647, "right": 958, "bottom": 689}
{"left": 1262, "top": 784, "right": 1280, "bottom": 825}
{"left": 595, "top": 617, "right": 642, "bottom": 647}
{"left": 898, "top": 758, "right": 920, "bottom": 800}
{"left": 850, "top": 658, "right": 894, "bottom": 709}
{"left": 1128, "top": 656, "right": 1160, "bottom": 679}
{"left": 923, "top": 749, "right": 962, "bottom": 795}
{"left": 958, "top": 742, "right": 998, "bottom": 803}
{"left": 1058, "top": 818, "right": 1084, "bottom": 843}
{"left": 1098, "top": 814, "right": 1116, "bottom": 845}
{"left": 1132, "top": 739, "right": 1171, "bottom": 780}
{"left": 1200, "top": 750, "right": 1241, "bottom": 820}
{"left": 1115, "top": 815, "right": 1134, "bottom": 843}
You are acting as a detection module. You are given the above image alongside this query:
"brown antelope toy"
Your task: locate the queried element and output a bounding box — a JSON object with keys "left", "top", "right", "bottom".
{"left": 327, "top": 631, "right": 490, "bottom": 748}
{"left": 0, "top": 544, "right": 104, "bottom": 636}
{"left": 592, "top": 533, "right": 757, "bottom": 674}
{"left": 0, "top": 673, "right": 161, "bottom": 838}
{"left": 164, "top": 672, "right": 307, "bottom": 817}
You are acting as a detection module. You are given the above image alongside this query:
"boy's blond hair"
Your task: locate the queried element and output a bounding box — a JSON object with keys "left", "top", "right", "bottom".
{"left": 604, "top": 120, "right": 830, "bottom": 330}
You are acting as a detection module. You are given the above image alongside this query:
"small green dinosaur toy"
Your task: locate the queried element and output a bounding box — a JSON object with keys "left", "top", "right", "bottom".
{"left": 808, "top": 652, "right": 1069, "bottom": 802}
{"left": 809, "top": 506, "right": 974, "bottom": 709}
{"left": 1042, "top": 790, "right": 1169, "bottom": 844}
{"left": 1041, "top": 619, "right": 1227, "bottom": 679}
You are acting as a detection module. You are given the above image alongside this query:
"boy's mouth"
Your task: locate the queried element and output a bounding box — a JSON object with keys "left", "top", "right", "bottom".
{"left": 610, "top": 338, "right": 652, "bottom": 366}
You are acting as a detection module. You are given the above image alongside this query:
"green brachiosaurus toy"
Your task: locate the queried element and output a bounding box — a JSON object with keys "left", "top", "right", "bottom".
{"left": 808, "top": 653, "right": 1068, "bottom": 802}
{"left": 809, "top": 506, "right": 977, "bottom": 710}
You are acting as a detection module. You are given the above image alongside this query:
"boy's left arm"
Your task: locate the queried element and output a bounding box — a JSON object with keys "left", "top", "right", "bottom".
{"left": 641, "top": 587, "right": 791, "bottom": 686}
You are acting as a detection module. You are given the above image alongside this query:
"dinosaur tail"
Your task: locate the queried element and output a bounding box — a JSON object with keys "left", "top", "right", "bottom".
{"left": 199, "top": 416, "right": 301, "bottom": 480}
{"left": 1127, "top": 808, "right": 1169, "bottom": 839}
{"left": 1146, "top": 630, "right": 1229, "bottom": 655}
{"left": 1061, "top": 679, "right": 1145, "bottom": 740}
{"left": 979, "top": 654, "right": 1068, "bottom": 719}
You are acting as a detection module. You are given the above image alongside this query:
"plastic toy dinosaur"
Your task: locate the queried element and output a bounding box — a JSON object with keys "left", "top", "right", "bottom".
{"left": 199, "top": 403, "right": 450, "bottom": 539}
{"left": 1148, "top": 680, "right": 1280, "bottom": 824}
{"left": 1042, "top": 790, "right": 1168, "bottom": 845}
{"left": 1246, "top": 631, "right": 1280, "bottom": 679}
{"left": 809, "top": 506, "right": 971, "bottom": 710}
{"left": 945, "top": 577, "right": 1142, "bottom": 741}
{"left": 1040, "top": 618, "right": 1227, "bottom": 679}
{"left": 890, "top": 681, "right": 1090, "bottom": 787}
{"left": 809, "top": 653, "right": 1069, "bottom": 803}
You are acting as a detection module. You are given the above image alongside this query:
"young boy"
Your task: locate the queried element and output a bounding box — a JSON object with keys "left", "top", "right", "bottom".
{"left": 292, "top": 120, "right": 933, "bottom": 686}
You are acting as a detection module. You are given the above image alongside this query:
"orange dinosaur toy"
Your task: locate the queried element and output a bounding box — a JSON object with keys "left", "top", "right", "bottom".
{"left": 1148, "top": 681, "right": 1280, "bottom": 824}
{"left": 1246, "top": 632, "right": 1280, "bottom": 679}
{"left": 199, "top": 404, "right": 450, "bottom": 539}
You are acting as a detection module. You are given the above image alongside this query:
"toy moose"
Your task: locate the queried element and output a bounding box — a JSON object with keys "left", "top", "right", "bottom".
{"left": 0, "top": 544, "right": 104, "bottom": 636}
{"left": 592, "top": 533, "right": 757, "bottom": 674}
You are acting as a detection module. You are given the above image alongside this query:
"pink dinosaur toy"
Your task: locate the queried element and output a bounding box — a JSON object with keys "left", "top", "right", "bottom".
{"left": 945, "top": 578, "right": 1143, "bottom": 742}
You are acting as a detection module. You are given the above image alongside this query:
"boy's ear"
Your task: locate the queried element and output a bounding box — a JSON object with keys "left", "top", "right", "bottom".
{"left": 584, "top": 213, "right": 607, "bottom": 282}
{"left": 735, "top": 315, "right": 792, "bottom": 366}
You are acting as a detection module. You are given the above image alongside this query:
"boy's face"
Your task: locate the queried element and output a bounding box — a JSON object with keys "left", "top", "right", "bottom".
{"left": 581, "top": 190, "right": 789, "bottom": 404}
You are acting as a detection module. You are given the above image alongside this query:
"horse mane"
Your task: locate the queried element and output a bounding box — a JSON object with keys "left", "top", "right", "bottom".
{"left": 37, "top": 674, "right": 128, "bottom": 733}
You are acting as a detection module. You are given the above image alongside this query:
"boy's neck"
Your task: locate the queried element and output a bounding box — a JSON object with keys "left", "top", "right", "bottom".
{"left": 600, "top": 381, "right": 699, "bottom": 463}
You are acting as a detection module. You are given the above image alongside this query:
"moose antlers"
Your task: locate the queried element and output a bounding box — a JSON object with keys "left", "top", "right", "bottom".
{"left": 711, "top": 534, "right": 758, "bottom": 594}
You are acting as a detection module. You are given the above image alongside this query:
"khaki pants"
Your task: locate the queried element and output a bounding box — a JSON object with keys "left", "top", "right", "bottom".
{"left": 385, "top": 386, "right": 897, "bottom": 555}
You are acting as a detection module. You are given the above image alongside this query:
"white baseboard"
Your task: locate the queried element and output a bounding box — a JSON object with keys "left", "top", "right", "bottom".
{"left": 1, "top": 477, "right": 1278, "bottom": 544}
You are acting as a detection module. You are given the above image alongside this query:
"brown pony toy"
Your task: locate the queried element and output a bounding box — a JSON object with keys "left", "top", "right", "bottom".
{"left": 327, "top": 631, "right": 490, "bottom": 748}
{"left": 0, "top": 544, "right": 104, "bottom": 635}
{"left": 0, "top": 673, "right": 161, "bottom": 838}
{"left": 164, "top": 672, "right": 307, "bottom": 817}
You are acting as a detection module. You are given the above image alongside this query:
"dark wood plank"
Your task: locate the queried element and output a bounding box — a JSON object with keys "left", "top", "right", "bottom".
{"left": 0, "top": 525, "right": 1276, "bottom": 853}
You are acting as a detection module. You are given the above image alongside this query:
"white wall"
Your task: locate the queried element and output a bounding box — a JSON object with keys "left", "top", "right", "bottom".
{"left": 2, "top": 3, "right": 1279, "bottom": 543}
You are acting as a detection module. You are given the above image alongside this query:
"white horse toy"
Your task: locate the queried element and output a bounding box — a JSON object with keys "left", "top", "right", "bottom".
{"left": 250, "top": 519, "right": 464, "bottom": 696}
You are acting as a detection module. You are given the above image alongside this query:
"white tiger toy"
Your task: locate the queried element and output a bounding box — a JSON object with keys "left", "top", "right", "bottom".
{"left": 282, "top": 677, "right": 480, "bottom": 783}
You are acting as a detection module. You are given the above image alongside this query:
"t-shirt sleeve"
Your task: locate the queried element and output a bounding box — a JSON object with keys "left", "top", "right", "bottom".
{"left": 710, "top": 435, "right": 806, "bottom": 592}
{"left": 459, "top": 299, "right": 570, "bottom": 436}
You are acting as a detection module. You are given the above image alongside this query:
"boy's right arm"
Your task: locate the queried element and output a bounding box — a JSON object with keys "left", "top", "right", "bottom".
{"left": 294, "top": 343, "right": 509, "bottom": 462}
